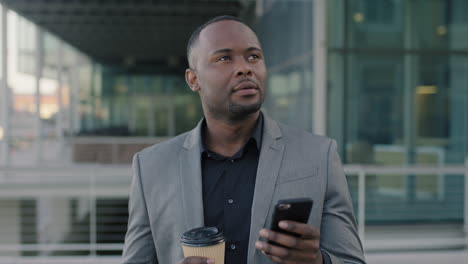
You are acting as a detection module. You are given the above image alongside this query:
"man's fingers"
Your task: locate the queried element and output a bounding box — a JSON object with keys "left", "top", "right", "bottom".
{"left": 268, "top": 254, "right": 287, "bottom": 264}
{"left": 178, "top": 256, "right": 215, "bottom": 264}
{"left": 259, "top": 229, "right": 306, "bottom": 249}
{"left": 256, "top": 223, "right": 321, "bottom": 263}
{"left": 256, "top": 240, "right": 289, "bottom": 260}
{"left": 278, "top": 221, "right": 320, "bottom": 239}
{"left": 255, "top": 240, "right": 316, "bottom": 262}
{"left": 258, "top": 228, "right": 320, "bottom": 250}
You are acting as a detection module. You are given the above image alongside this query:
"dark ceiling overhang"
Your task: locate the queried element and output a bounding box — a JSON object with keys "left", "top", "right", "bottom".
{"left": 3, "top": 0, "right": 244, "bottom": 68}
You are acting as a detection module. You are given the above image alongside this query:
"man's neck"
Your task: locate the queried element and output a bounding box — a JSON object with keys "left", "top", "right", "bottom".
{"left": 203, "top": 111, "right": 260, "bottom": 157}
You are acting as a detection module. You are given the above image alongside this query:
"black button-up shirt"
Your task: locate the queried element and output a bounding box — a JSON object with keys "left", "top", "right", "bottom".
{"left": 200, "top": 115, "right": 263, "bottom": 264}
{"left": 199, "top": 114, "right": 332, "bottom": 264}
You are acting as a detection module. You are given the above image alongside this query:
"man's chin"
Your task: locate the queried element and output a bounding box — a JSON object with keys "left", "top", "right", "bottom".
{"left": 228, "top": 102, "right": 262, "bottom": 119}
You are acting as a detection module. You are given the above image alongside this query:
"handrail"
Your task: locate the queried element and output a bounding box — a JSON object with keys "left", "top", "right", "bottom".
{"left": 343, "top": 159, "right": 468, "bottom": 246}
{"left": 344, "top": 165, "right": 466, "bottom": 175}
{"left": 0, "top": 162, "right": 466, "bottom": 255}
{"left": 0, "top": 164, "right": 465, "bottom": 174}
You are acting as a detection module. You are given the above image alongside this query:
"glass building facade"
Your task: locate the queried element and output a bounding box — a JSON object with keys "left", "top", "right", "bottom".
{"left": 79, "top": 69, "right": 202, "bottom": 137}
{"left": 327, "top": 0, "right": 468, "bottom": 223}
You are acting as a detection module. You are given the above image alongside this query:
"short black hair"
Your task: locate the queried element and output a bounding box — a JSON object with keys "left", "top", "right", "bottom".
{"left": 186, "top": 15, "right": 245, "bottom": 68}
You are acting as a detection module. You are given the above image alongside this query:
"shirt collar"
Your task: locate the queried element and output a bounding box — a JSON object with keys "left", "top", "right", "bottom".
{"left": 199, "top": 112, "right": 264, "bottom": 154}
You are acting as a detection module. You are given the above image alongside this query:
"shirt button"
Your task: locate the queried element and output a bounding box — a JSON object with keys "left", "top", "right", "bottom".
{"left": 230, "top": 159, "right": 234, "bottom": 163}
{"left": 230, "top": 244, "right": 236, "bottom": 250}
{"left": 227, "top": 199, "right": 234, "bottom": 204}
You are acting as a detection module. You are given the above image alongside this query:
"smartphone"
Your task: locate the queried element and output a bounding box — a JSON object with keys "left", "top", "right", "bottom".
{"left": 269, "top": 198, "right": 313, "bottom": 246}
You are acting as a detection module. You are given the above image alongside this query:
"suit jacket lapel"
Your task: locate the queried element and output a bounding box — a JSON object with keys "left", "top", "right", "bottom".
{"left": 179, "top": 121, "right": 204, "bottom": 230}
{"left": 247, "top": 115, "right": 284, "bottom": 264}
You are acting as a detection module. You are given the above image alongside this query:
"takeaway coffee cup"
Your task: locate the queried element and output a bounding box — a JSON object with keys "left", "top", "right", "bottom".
{"left": 180, "top": 227, "right": 225, "bottom": 264}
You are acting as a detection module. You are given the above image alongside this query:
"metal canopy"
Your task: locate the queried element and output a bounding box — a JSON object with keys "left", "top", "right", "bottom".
{"left": 3, "top": 0, "right": 243, "bottom": 67}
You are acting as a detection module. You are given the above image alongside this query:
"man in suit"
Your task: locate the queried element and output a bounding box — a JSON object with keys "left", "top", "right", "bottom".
{"left": 122, "top": 16, "right": 365, "bottom": 264}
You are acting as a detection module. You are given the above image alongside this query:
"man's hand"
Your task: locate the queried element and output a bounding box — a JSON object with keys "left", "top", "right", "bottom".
{"left": 177, "top": 257, "right": 215, "bottom": 264}
{"left": 255, "top": 220, "right": 323, "bottom": 264}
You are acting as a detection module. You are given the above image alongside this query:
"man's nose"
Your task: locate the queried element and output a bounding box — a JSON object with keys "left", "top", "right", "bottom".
{"left": 235, "top": 59, "right": 252, "bottom": 77}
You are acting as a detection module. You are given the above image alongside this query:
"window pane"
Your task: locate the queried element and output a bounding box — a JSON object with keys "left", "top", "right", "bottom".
{"left": 344, "top": 55, "right": 404, "bottom": 164}
{"left": 254, "top": 0, "right": 314, "bottom": 131}
{"left": 347, "top": 0, "right": 404, "bottom": 49}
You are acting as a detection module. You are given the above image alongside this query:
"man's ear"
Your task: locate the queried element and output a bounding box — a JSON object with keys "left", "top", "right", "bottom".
{"left": 185, "top": 68, "right": 200, "bottom": 92}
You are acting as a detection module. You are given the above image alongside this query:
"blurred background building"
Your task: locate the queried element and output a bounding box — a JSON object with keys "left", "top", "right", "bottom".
{"left": 0, "top": 0, "right": 467, "bottom": 263}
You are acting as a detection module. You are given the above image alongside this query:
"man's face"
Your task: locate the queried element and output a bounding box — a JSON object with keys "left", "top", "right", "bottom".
{"left": 186, "top": 20, "right": 267, "bottom": 122}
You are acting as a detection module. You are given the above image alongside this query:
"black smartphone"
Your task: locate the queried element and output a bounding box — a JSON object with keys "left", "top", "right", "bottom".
{"left": 269, "top": 198, "right": 313, "bottom": 246}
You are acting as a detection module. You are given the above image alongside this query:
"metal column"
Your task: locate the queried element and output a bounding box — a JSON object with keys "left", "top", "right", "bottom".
{"left": 465, "top": 68, "right": 468, "bottom": 240}
{"left": 70, "top": 64, "right": 81, "bottom": 135}
{"left": 34, "top": 27, "right": 43, "bottom": 163}
{"left": 465, "top": 60, "right": 468, "bottom": 243}
{"left": 146, "top": 77, "right": 156, "bottom": 136}
{"left": 127, "top": 76, "right": 136, "bottom": 134}
{"left": 465, "top": 157, "right": 468, "bottom": 240}
{"left": 0, "top": 5, "right": 9, "bottom": 165}
{"left": 403, "top": 0, "right": 417, "bottom": 200}
{"left": 166, "top": 78, "right": 175, "bottom": 137}
{"left": 358, "top": 170, "right": 366, "bottom": 242}
{"left": 89, "top": 63, "right": 96, "bottom": 132}
{"left": 312, "top": 0, "right": 327, "bottom": 136}
{"left": 56, "top": 40, "right": 65, "bottom": 160}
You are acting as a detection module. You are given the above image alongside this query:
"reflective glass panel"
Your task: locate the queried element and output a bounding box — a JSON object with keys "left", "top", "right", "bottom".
{"left": 328, "top": 0, "right": 468, "bottom": 223}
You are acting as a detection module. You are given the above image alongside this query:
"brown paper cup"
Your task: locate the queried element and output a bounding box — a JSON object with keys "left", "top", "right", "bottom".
{"left": 180, "top": 227, "right": 225, "bottom": 264}
{"left": 182, "top": 241, "right": 225, "bottom": 264}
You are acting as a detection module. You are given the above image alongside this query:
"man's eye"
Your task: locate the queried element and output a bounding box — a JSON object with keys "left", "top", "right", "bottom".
{"left": 218, "top": 56, "right": 231, "bottom": 61}
{"left": 248, "top": 54, "right": 260, "bottom": 60}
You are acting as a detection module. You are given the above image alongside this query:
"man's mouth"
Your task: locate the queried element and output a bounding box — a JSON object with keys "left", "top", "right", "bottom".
{"left": 233, "top": 81, "right": 258, "bottom": 92}
{"left": 233, "top": 81, "right": 259, "bottom": 96}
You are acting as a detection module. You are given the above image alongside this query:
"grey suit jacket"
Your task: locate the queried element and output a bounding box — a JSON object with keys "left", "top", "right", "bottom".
{"left": 122, "top": 115, "right": 365, "bottom": 264}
